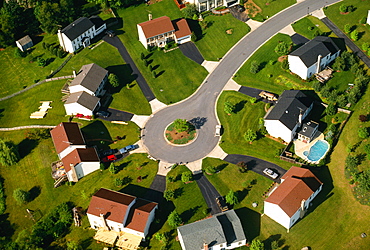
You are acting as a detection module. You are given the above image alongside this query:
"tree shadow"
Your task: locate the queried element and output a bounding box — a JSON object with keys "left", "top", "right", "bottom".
{"left": 174, "top": 187, "right": 184, "bottom": 199}
{"left": 247, "top": 160, "right": 257, "bottom": 170}
{"left": 0, "top": 213, "right": 14, "bottom": 239}
{"left": 236, "top": 188, "right": 250, "bottom": 203}
{"left": 152, "top": 64, "right": 160, "bottom": 71}
{"left": 122, "top": 176, "right": 133, "bottom": 185}
{"left": 263, "top": 234, "right": 282, "bottom": 250}
{"left": 117, "top": 160, "right": 131, "bottom": 171}
{"left": 235, "top": 207, "right": 261, "bottom": 240}
{"left": 147, "top": 59, "right": 153, "bottom": 65}
{"left": 28, "top": 186, "right": 41, "bottom": 202}
{"left": 181, "top": 205, "right": 201, "bottom": 223}
{"left": 145, "top": 52, "right": 153, "bottom": 60}
{"left": 45, "top": 57, "right": 55, "bottom": 66}
{"left": 0, "top": 108, "right": 4, "bottom": 119}
{"left": 189, "top": 117, "right": 207, "bottom": 129}
{"left": 217, "top": 163, "right": 228, "bottom": 172}
{"left": 156, "top": 70, "right": 165, "bottom": 77}
{"left": 234, "top": 100, "right": 247, "bottom": 113}
{"left": 18, "top": 138, "right": 39, "bottom": 159}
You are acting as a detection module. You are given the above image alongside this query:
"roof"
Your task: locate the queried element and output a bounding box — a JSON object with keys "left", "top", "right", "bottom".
{"left": 177, "top": 210, "right": 246, "bottom": 250}
{"left": 265, "top": 167, "right": 323, "bottom": 217}
{"left": 289, "top": 36, "right": 340, "bottom": 67}
{"left": 70, "top": 63, "right": 108, "bottom": 93}
{"left": 61, "top": 17, "right": 94, "bottom": 41}
{"left": 172, "top": 19, "right": 191, "bottom": 38}
{"left": 138, "top": 16, "right": 175, "bottom": 39}
{"left": 50, "top": 122, "right": 85, "bottom": 154}
{"left": 125, "top": 198, "right": 157, "bottom": 233}
{"left": 62, "top": 147, "right": 99, "bottom": 172}
{"left": 298, "top": 121, "right": 319, "bottom": 138}
{"left": 17, "top": 35, "right": 32, "bottom": 46}
{"left": 89, "top": 16, "right": 105, "bottom": 29}
{"left": 87, "top": 188, "right": 136, "bottom": 224}
{"left": 65, "top": 91, "right": 100, "bottom": 111}
{"left": 265, "top": 90, "right": 313, "bottom": 130}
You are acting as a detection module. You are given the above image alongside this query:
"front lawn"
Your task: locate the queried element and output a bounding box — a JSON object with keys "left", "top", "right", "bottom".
{"left": 193, "top": 14, "right": 250, "bottom": 61}
{"left": 233, "top": 33, "right": 308, "bottom": 95}
{"left": 292, "top": 16, "right": 333, "bottom": 39}
{"left": 249, "top": 0, "right": 295, "bottom": 21}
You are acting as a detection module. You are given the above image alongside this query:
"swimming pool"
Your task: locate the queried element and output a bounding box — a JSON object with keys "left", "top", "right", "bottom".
{"left": 303, "top": 140, "right": 330, "bottom": 163}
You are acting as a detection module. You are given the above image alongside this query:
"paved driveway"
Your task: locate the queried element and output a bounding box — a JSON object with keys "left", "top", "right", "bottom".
{"left": 97, "top": 108, "right": 134, "bottom": 122}
{"left": 238, "top": 86, "right": 277, "bottom": 104}
{"left": 144, "top": 175, "right": 166, "bottom": 203}
{"left": 224, "top": 154, "right": 287, "bottom": 183}
{"left": 179, "top": 42, "right": 204, "bottom": 65}
{"left": 194, "top": 173, "right": 222, "bottom": 215}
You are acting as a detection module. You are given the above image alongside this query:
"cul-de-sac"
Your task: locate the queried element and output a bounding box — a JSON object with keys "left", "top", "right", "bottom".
{"left": 0, "top": 0, "right": 370, "bottom": 249}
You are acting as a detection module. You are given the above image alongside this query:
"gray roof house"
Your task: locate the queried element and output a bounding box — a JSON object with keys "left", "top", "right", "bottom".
{"left": 64, "top": 91, "right": 100, "bottom": 117}
{"left": 298, "top": 121, "right": 319, "bottom": 143}
{"left": 264, "top": 90, "right": 313, "bottom": 143}
{"left": 177, "top": 210, "right": 246, "bottom": 250}
{"left": 16, "top": 35, "right": 33, "bottom": 52}
{"left": 288, "top": 36, "right": 340, "bottom": 80}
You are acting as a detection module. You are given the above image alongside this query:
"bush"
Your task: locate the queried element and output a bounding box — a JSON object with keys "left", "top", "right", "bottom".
{"left": 274, "top": 41, "right": 290, "bottom": 56}
{"left": 281, "top": 59, "right": 289, "bottom": 70}
{"left": 244, "top": 129, "right": 257, "bottom": 143}
{"left": 181, "top": 171, "right": 193, "bottom": 183}
{"left": 114, "top": 178, "right": 124, "bottom": 187}
{"left": 173, "top": 119, "right": 190, "bottom": 132}
{"left": 168, "top": 210, "right": 182, "bottom": 227}
{"left": 108, "top": 73, "right": 119, "bottom": 88}
{"left": 236, "top": 161, "right": 248, "bottom": 173}
{"left": 205, "top": 166, "right": 217, "bottom": 174}
{"left": 339, "top": 4, "right": 348, "bottom": 13}
{"left": 350, "top": 30, "right": 359, "bottom": 41}
{"left": 358, "top": 127, "right": 369, "bottom": 139}
{"left": 361, "top": 42, "right": 369, "bottom": 52}
{"left": 13, "top": 188, "right": 29, "bottom": 204}
{"left": 344, "top": 24, "right": 352, "bottom": 34}
{"left": 164, "top": 189, "right": 175, "bottom": 201}
{"left": 325, "top": 103, "right": 337, "bottom": 116}
{"left": 37, "top": 57, "right": 46, "bottom": 67}
{"left": 250, "top": 60, "right": 260, "bottom": 74}
{"left": 345, "top": 155, "right": 359, "bottom": 168}
{"left": 224, "top": 101, "right": 235, "bottom": 115}
{"left": 359, "top": 16, "right": 367, "bottom": 25}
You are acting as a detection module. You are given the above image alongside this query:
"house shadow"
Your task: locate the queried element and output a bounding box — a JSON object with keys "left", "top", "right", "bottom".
{"left": 80, "top": 120, "right": 113, "bottom": 149}
{"left": 119, "top": 184, "right": 163, "bottom": 204}
{"left": 146, "top": 200, "right": 175, "bottom": 243}
{"left": 18, "top": 138, "right": 39, "bottom": 160}
{"left": 106, "top": 64, "right": 136, "bottom": 95}
{"left": 187, "top": 19, "right": 203, "bottom": 41}
{"left": 181, "top": 205, "right": 201, "bottom": 224}
{"left": 331, "top": 37, "right": 346, "bottom": 51}
{"left": 235, "top": 207, "right": 261, "bottom": 241}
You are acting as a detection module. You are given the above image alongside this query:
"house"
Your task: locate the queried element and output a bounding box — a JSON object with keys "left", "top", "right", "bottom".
{"left": 177, "top": 210, "right": 246, "bottom": 250}
{"left": 367, "top": 10, "right": 370, "bottom": 25}
{"left": 288, "top": 36, "right": 340, "bottom": 80}
{"left": 64, "top": 91, "right": 101, "bottom": 117}
{"left": 264, "top": 167, "right": 323, "bottom": 230}
{"left": 50, "top": 122, "right": 100, "bottom": 182}
{"left": 297, "top": 121, "right": 319, "bottom": 143}
{"left": 264, "top": 90, "right": 313, "bottom": 143}
{"left": 57, "top": 16, "right": 106, "bottom": 53}
{"left": 69, "top": 63, "right": 108, "bottom": 97}
{"left": 137, "top": 16, "right": 191, "bottom": 49}
{"left": 16, "top": 35, "right": 33, "bottom": 52}
{"left": 87, "top": 188, "right": 157, "bottom": 239}
{"left": 187, "top": 0, "right": 239, "bottom": 12}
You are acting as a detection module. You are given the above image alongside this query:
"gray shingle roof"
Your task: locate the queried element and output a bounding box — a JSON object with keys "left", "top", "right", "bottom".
{"left": 61, "top": 17, "right": 94, "bottom": 41}
{"left": 298, "top": 121, "right": 318, "bottom": 138}
{"left": 265, "top": 90, "right": 313, "bottom": 130}
{"left": 289, "top": 36, "right": 340, "bottom": 67}
{"left": 177, "top": 210, "right": 246, "bottom": 250}
{"left": 17, "top": 35, "right": 32, "bottom": 46}
{"left": 69, "top": 63, "right": 108, "bottom": 93}
{"left": 65, "top": 91, "right": 100, "bottom": 111}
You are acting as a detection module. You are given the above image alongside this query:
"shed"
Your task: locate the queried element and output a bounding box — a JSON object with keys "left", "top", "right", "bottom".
{"left": 16, "top": 35, "right": 33, "bottom": 52}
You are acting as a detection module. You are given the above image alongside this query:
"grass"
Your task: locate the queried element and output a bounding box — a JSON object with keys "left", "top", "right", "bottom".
{"left": 292, "top": 16, "right": 333, "bottom": 39}
{"left": 251, "top": 0, "right": 295, "bottom": 21}
{"left": 325, "top": 0, "right": 370, "bottom": 49}
{"left": 115, "top": 0, "right": 208, "bottom": 104}
{"left": 233, "top": 33, "right": 309, "bottom": 95}
{"left": 217, "top": 91, "right": 290, "bottom": 169}
{"left": 325, "top": 70, "right": 355, "bottom": 94}
{"left": 193, "top": 14, "right": 250, "bottom": 61}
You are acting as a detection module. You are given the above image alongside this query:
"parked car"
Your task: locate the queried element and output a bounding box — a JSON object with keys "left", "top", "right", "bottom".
{"left": 100, "top": 148, "right": 118, "bottom": 157}
{"left": 263, "top": 168, "right": 279, "bottom": 179}
{"left": 119, "top": 144, "right": 138, "bottom": 154}
{"left": 96, "top": 110, "right": 110, "bottom": 118}
{"left": 102, "top": 154, "right": 117, "bottom": 163}
{"left": 215, "top": 125, "right": 221, "bottom": 137}
{"left": 216, "top": 196, "right": 228, "bottom": 212}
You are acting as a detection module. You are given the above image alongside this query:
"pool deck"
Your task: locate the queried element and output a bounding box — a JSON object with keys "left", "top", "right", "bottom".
{"left": 294, "top": 132, "right": 325, "bottom": 163}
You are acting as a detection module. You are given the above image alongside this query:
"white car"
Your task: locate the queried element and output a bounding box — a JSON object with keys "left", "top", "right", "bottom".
{"left": 215, "top": 125, "right": 221, "bottom": 137}
{"left": 263, "top": 168, "right": 279, "bottom": 179}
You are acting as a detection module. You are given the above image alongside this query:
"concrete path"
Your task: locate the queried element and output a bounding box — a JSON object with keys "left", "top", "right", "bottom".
{"left": 201, "top": 60, "right": 220, "bottom": 73}
{"left": 311, "top": 8, "right": 326, "bottom": 19}
{"left": 194, "top": 173, "right": 222, "bottom": 215}
{"left": 279, "top": 24, "right": 295, "bottom": 36}
{"left": 206, "top": 145, "right": 228, "bottom": 160}
{"left": 179, "top": 42, "right": 204, "bottom": 65}
{"left": 223, "top": 79, "right": 242, "bottom": 91}
{"left": 246, "top": 19, "right": 263, "bottom": 31}
{"left": 131, "top": 115, "right": 150, "bottom": 128}
{"left": 149, "top": 98, "right": 167, "bottom": 113}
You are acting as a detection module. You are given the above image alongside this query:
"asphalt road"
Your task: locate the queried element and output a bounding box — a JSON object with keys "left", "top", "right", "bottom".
{"left": 194, "top": 174, "right": 222, "bottom": 215}
{"left": 143, "top": 0, "right": 341, "bottom": 163}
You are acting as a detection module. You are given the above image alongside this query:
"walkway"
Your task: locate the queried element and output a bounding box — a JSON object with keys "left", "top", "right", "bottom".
{"left": 0, "top": 125, "right": 56, "bottom": 131}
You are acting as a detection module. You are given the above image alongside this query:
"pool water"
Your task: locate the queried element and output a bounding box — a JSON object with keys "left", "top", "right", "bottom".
{"left": 306, "top": 140, "right": 330, "bottom": 162}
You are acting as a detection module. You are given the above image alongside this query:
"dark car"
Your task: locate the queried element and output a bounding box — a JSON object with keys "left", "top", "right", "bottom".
{"left": 100, "top": 148, "right": 118, "bottom": 157}
{"left": 101, "top": 154, "right": 117, "bottom": 163}
{"left": 216, "top": 196, "right": 228, "bottom": 212}
{"left": 119, "top": 144, "right": 138, "bottom": 154}
{"left": 96, "top": 111, "right": 110, "bottom": 118}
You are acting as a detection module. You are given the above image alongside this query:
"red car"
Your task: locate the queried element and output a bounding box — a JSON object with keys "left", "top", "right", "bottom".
{"left": 102, "top": 154, "right": 117, "bottom": 163}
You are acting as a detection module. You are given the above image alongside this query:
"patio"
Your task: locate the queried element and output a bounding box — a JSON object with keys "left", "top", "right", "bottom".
{"left": 293, "top": 132, "right": 324, "bottom": 161}
{"left": 93, "top": 228, "right": 142, "bottom": 250}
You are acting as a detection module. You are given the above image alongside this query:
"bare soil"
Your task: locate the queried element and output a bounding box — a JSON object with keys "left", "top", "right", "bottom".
{"left": 244, "top": 0, "right": 262, "bottom": 17}
{"left": 278, "top": 55, "right": 287, "bottom": 62}
{"left": 166, "top": 129, "right": 192, "bottom": 142}
{"left": 226, "top": 29, "right": 233, "bottom": 35}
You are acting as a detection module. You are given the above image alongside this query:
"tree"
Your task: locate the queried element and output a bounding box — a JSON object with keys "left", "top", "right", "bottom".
{"left": 358, "top": 127, "right": 369, "bottom": 139}
{"left": 350, "top": 30, "right": 359, "bottom": 41}
{"left": 205, "top": 165, "right": 217, "bottom": 174}
{"left": 37, "top": 57, "right": 46, "bottom": 67}
{"left": 181, "top": 171, "right": 193, "bottom": 183}
{"left": 236, "top": 161, "right": 248, "bottom": 173}
{"left": 182, "top": 3, "right": 198, "bottom": 19}
{"left": 250, "top": 239, "right": 264, "bottom": 250}
{"left": 168, "top": 210, "right": 182, "bottom": 227}
{"left": 244, "top": 129, "right": 257, "bottom": 144}
{"left": 164, "top": 189, "right": 175, "bottom": 201}
{"left": 337, "top": 94, "right": 347, "bottom": 107}
{"left": 344, "top": 24, "right": 352, "bottom": 34}
{"left": 108, "top": 73, "right": 119, "bottom": 88}
{"left": 325, "top": 103, "right": 337, "bottom": 116}
{"left": 152, "top": 70, "right": 156, "bottom": 78}
{"left": 224, "top": 101, "right": 235, "bottom": 115}
{"left": 67, "top": 241, "right": 82, "bottom": 250}
{"left": 361, "top": 42, "right": 369, "bottom": 52}
{"left": 109, "top": 163, "right": 118, "bottom": 174}
{"left": 13, "top": 188, "right": 29, "bottom": 204}
{"left": 274, "top": 41, "right": 289, "bottom": 56}
{"left": 250, "top": 60, "right": 260, "bottom": 74}
{"left": 225, "top": 189, "right": 238, "bottom": 205}
{"left": 173, "top": 119, "right": 190, "bottom": 132}
{"left": 114, "top": 178, "right": 124, "bottom": 187}
{"left": 0, "top": 139, "right": 19, "bottom": 166}
{"left": 364, "top": 144, "right": 370, "bottom": 156}
{"left": 332, "top": 56, "right": 345, "bottom": 71}
{"left": 345, "top": 155, "right": 359, "bottom": 168}
{"left": 191, "top": 31, "right": 198, "bottom": 42}
{"left": 339, "top": 4, "right": 348, "bottom": 13}
{"left": 250, "top": 97, "right": 257, "bottom": 104}
{"left": 140, "top": 52, "right": 145, "bottom": 60}
{"left": 281, "top": 59, "right": 289, "bottom": 70}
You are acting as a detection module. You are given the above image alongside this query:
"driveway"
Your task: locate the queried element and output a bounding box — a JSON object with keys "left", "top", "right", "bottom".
{"left": 103, "top": 36, "right": 156, "bottom": 101}
{"left": 194, "top": 173, "right": 222, "bottom": 215}
{"left": 144, "top": 175, "right": 166, "bottom": 203}
{"left": 224, "top": 154, "right": 287, "bottom": 183}
{"left": 229, "top": 5, "right": 249, "bottom": 22}
{"left": 238, "top": 86, "right": 277, "bottom": 104}
{"left": 179, "top": 42, "right": 204, "bottom": 65}
{"left": 97, "top": 108, "right": 134, "bottom": 122}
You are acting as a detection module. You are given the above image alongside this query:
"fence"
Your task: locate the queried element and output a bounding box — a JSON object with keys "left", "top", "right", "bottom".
{"left": 0, "top": 125, "right": 56, "bottom": 131}
{"left": 47, "top": 54, "right": 73, "bottom": 79}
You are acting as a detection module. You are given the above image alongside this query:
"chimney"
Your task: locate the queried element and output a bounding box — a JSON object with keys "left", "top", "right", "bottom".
{"left": 316, "top": 55, "right": 322, "bottom": 73}
{"left": 73, "top": 70, "right": 76, "bottom": 77}
{"left": 298, "top": 109, "right": 303, "bottom": 125}
{"left": 300, "top": 199, "right": 306, "bottom": 218}
{"left": 203, "top": 242, "right": 208, "bottom": 250}
{"left": 100, "top": 213, "right": 109, "bottom": 230}
{"left": 149, "top": 13, "right": 152, "bottom": 21}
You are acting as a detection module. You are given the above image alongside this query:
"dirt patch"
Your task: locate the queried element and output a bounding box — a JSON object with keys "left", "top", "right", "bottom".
{"left": 278, "top": 55, "right": 287, "bottom": 62}
{"left": 226, "top": 29, "right": 233, "bottom": 35}
{"left": 244, "top": 0, "right": 262, "bottom": 17}
{"left": 166, "top": 129, "right": 192, "bottom": 141}
{"left": 148, "top": 0, "right": 162, "bottom": 5}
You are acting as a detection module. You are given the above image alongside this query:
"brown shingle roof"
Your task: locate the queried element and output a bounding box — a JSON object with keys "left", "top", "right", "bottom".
{"left": 125, "top": 198, "right": 157, "bottom": 233}
{"left": 265, "top": 167, "right": 322, "bottom": 217}
{"left": 173, "top": 19, "right": 191, "bottom": 38}
{"left": 61, "top": 148, "right": 99, "bottom": 172}
{"left": 87, "top": 188, "right": 136, "bottom": 224}
{"left": 50, "top": 122, "right": 85, "bottom": 154}
{"left": 138, "top": 16, "right": 174, "bottom": 39}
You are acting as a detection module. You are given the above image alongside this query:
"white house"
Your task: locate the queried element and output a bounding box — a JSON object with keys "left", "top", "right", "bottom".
{"left": 137, "top": 16, "right": 191, "bottom": 49}
{"left": 187, "top": 0, "right": 238, "bottom": 12}
{"left": 264, "top": 167, "right": 323, "bottom": 230}
{"left": 177, "top": 210, "right": 246, "bottom": 250}
{"left": 57, "top": 16, "right": 106, "bottom": 53}
{"left": 87, "top": 188, "right": 158, "bottom": 239}
{"left": 16, "top": 35, "right": 33, "bottom": 52}
{"left": 61, "top": 148, "right": 100, "bottom": 182}
{"left": 64, "top": 91, "right": 101, "bottom": 117}
{"left": 69, "top": 63, "right": 108, "bottom": 97}
{"left": 264, "top": 90, "right": 313, "bottom": 143}
{"left": 288, "top": 36, "right": 340, "bottom": 80}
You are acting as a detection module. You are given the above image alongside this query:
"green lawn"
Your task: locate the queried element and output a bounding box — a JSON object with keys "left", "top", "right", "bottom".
{"left": 292, "top": 16, "right": 333, "bottom": 39}
{"left": 233, "top": 33, "right": 309, "bottom": 95}
{"left": 325, "top": 0, "right": 370, "bottom": 49}
{"left": 251, "top": 0, "right": 295, "bottom": 21}
{"left": 217, "top": 91, "right": 290, "bottom": 169}
{"left": 194, "top": 14, "right": 250, "bottom": 61}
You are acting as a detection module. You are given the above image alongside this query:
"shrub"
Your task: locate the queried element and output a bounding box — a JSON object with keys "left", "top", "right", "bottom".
{"left": 224, "top": 101, "right": 235, "bottom": 115}
{"left": 152, "top": 70, "right": 156, "bottom": 78}
{"left": 37, "top": 57, "right": 46, "bottom": 67}
{"left": 205, "top": 166, "right": 217, "bottom": 174}
{"left": 13, "top": 188, "right": 29, "bottom": 204}
{"left": 281, "top": 59, "right": 289, "bottom": 70}
{"left": 108, "top": 73, "right": 119, "bottom": 88}
{"left": 345, "top": 155, "right": 359, "bottom": 168}
{"left": 236, "top": 161, "right": 248, "bottom": 173}
{"left": 339, "top": 4, "right": 348, "bottom": 13}
{"left": 0, "top": 139, "right": 19, "bottom": 166}
{"left": 361, "top": 42, "right": 369, "bottom": 52}
{"left": 168, "top": 210, "right": 182, "bottom": 227}
{"left": 164, "top": 189, "right": 175, "bottom": 201}
{"left": 250, "top": 60, "right": 259, "bottom": 74}
{"left": 181, "top": 171, "right": 193, "bottom": 183}
{"left": 359, "top": 16, "right": 367, "bottom": 25}
{"left": 250, "top": 239, "right": 264, "bottom": 250}
{"left": 114, "top": 178, "right": 124, "bottom": 187}
{"left": 173, "top": 119, "right": 190, "bottom": 132}
{"left": 350, "top": 30, "right": 359, "bottom": 41}
{"left": 344, "top": 24, "right": 352, "bottom": 34}
{"left": 244, "top": 129, "right": 257, "bottom": 143}
{"left": 358, "top": 127, "right": 369, "bottom": 139}
{"left": 225, "top": 189, "right": 238, "bottom": 205}
{"left": 274, "top": 41, "right": 290, "bottom": 56}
